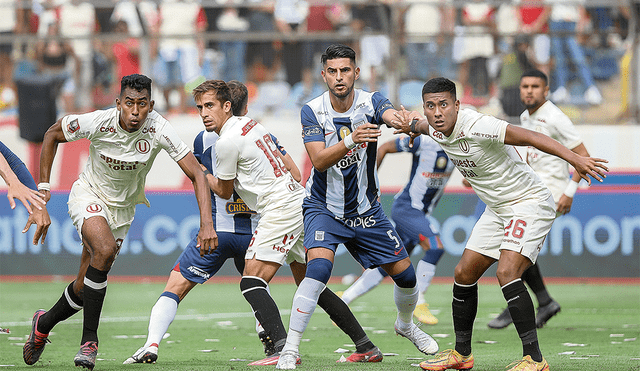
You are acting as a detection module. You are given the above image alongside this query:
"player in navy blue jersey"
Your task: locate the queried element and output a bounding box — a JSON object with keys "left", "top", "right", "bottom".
{"left": 276, "top": 44, "right": 439, "bottom": 370}
{"left": 339, "top": 134, "right": 454, "bottom": 325}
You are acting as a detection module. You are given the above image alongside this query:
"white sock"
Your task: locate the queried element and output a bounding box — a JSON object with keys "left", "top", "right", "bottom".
{"left": 394, "top": 284, "right": 419, "bottom": 327}
{"left": 144, "top": 295, "right": 178, "bottom": 348}
{"left": 281, "top": 277, "right": 325, "bottom": 353}
{"left": 416, "top": 260, "right": 436, "bottom": 305}
{"left": 341, "top": 268, "right": 385, "bottom": 305}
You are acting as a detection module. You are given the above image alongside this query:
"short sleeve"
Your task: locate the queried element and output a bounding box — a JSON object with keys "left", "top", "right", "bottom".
{"left": 61, "top": 111, "right": 105, "bottom": 142}
{"left": 371, "top": 92, "right": 394, "bottom": 126}
{"left": 301, "top": 105, "right": 324, "bottom": 143}
{"left": 470, "top": 115, "right": 509, "bottom": 145}
{"left": 215, "top": 136, "right": 239, "bottom": 181}
{"left": 159, "top": 122, "right": 190, "bottom": 162}
{"left": 553, "top": 115, "right": 582, "bottom": 150}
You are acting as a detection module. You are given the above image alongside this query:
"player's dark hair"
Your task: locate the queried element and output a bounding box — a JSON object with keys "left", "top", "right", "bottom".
{"left": 227, "top": 80, "right": 248, "bottom": 116}
{"left": 521, "top": 69, "right": 548, "bottom": 86}
{"left": 321, "top": 44, "right": 356, "bottom": 66}
{"left": 422, "top": 77, "right": 457, "bottom": 101}
{"left": 120, "top": 74, "right": 152, "bottom": 97}
{"left": 192, "top": 80, "right": 232, "bottom": 107}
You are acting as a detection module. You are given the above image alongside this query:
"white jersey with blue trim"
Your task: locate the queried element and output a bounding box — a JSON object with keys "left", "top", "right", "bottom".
{"left": 393, "top": 135, "right": 455, "bottom": 215}
{"left": 301, "top": 89, "right": 394, "bottom": 218}
{"left": 193, "top": 130, "right": 258, "bottom": 234}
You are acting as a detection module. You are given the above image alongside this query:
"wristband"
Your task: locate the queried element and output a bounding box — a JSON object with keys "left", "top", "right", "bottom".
{"left": 343, "top": 133, "right": 356, "bottom": 150}
{"left": 409, "top": 118, "right": 419, "bottom": 133}
{"left": 563, "top": 180, "right": 579, "bottom": 198}
{"left": 203, "top": 169, "right": 211, "bottom": 176}
{"left": 37, "top": 182, "right": 51, "bottom": 192}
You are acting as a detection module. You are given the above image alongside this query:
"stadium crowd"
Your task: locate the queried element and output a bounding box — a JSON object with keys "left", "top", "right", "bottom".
{"left": 0, "top": 0, "right": 636, "bottom": 119}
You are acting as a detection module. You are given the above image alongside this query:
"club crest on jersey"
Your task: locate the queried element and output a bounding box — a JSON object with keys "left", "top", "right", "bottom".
{"left": 67, "top": 119, "right": 79, "bottom": 133}
{"left": 458, "top": 139, "right": 469, "bottom": 153}
{"left": 436, "top": 155, "right": 448, "bottom": 169}
{"left": 135, "top": 139, "right": 150, "bottom": 154}
{"left": 339, "top": 126, "right": 351, "bottom": 139}
{"left": 86, "top": 204, "right": 102, "bottom": 213}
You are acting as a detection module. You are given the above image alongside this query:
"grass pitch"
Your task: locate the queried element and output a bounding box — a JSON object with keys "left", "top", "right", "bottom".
{"left": 1, "top": 279, "right": 639, "bottom": 371}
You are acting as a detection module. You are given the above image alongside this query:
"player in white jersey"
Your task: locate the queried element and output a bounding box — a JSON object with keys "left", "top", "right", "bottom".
{"left": 391, "top": 77, "right": 607, "bottom": 371}
{"left": 338, "top": 134, "right": 455, "bottom": 325}
{"left": 23, "top": 74, "right": 216, "bottom": 370}
{"left": 191, "top": 79, "right": 384, "bottom": 367}
{"left": 277, "top": 44, "right": 439, "bottom": 370}
{"left": 489, "top": 70, "right": 591, "bottom": 330}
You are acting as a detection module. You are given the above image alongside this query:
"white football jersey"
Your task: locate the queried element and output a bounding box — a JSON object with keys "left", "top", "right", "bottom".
{"left": 215, "top": 116, "right": 305, "bottom": 214}
{"left": 62, "top": 108, "right": 190, "bottom": 208}
{"left": 520, "top": 100, "right": 582, "bottom": 202}
{"left": 428, "top": 109, "right": 551, "bottom": 211}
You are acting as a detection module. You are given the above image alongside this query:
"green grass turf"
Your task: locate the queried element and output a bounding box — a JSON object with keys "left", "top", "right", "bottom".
{"left": 1, "top": 280, "right": 639, "bottom": 370}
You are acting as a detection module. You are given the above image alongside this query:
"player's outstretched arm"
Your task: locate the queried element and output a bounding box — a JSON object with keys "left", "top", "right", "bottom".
{"left": 504, "top": 124, "right": 608, "bottom": 185}
{"left": 178, "top": 152, "right": 217, "bottom": 257}
{"left": 0, "top": 152, "right": 45, "bottom": 214}
{"left": 306, "top": 123, "right": 381, "bottom": 172}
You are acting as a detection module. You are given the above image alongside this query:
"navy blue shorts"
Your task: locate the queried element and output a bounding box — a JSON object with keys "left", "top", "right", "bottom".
{"left": 173, "top": 232, "right": 252, "bottom": 284}
{"left": 303, "top": 203, "right": 408, "bottom": 269}
{"left": 392, "top": 202, "right": 439, "bottom": 255}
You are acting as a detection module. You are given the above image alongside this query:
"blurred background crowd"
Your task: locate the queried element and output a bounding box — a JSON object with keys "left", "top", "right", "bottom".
{"left": 0, "top": 0, "right": 638, "bottom": 125}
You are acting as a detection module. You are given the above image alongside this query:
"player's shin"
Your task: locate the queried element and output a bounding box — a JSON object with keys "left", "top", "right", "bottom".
{"left": 38, "top": 281, "right": 83, "bottom": 334}
{"left": 81, "top": 265, "right": 108, "bottom": 344}
{"left": 452, "top": 282, "right": 478, "bottom": 356}
{"left": 317, "top": 288, "right": 374, "bottom": 353}
{"left": 240, "top": 276, "right": 288, "bottom": 351}
{"left": 502, "top": 279, "right": 543, "bottom": 362}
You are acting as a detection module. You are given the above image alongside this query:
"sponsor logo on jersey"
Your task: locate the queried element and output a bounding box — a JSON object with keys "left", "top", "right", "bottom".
{"left": 451, "top": 158, "right": 477, "bottom": 167}
{"left": 99, "top": 126, "right": 117, "bottom": 133}
{"left": 432, "top": 131, "right": 444, "bottom": 140}
{"left": 135, "top": 139, "right": 150, "bottom": 154}
{"left": 303, "top": 126, "right": 322, "bottom": 138}
{"left": 471, "top": 132, "right": 499, "bottom": 139}
{"left": 352, "top": 119, "right": 366, "bottom": 130}
{"left": 86, "top": 204, "right": 102, "bottom": 213}
{"left": 67, "top": 119, "right": 80, "bottom": 133}
{"left": 336, "top": 151, "right": 361, "bottom": 169}
{"left": 99, "top": 154, "right": 144, "bottom": 171}
{"left": 456, "top": 130, "right": 465, "bottom": 139}
{"left": 241, "top": 119, "right": 258, "bottom": 136}
{"left": 355, "top": 102, "right": 366, "bottom": 110}
{"left": 316, "top": 111, "right": 328, "bottom": 116}
{"left": 225, "top": 200, "right": 256, "bottom": 214}
{"left": 163, "top": 135, "right": 178, "bottom": 154}
{"left": 458, "top": 139, "right": 469, "bottom": 153}
{"left": 187, "top": 266, "right": 211, "bottom": 280}
{"left": 141, "top": 126, "right": 156, "bottom": 134}
{"left": 341, "top": 215, "right": 376, "bottom": 228}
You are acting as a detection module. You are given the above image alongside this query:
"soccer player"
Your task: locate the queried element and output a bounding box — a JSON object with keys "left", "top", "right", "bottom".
{"left": 390, "top": 77, "right": 607, "bottom": 371}
{"left": 338, "top": 134, "right": 455, "bottom": 325}
{"left": 276, "top": 44, "right": 439, "bottom": 370}
{"left": 192, "top": 79, "right": 384, "bottom": 366}
{"left": 23, "top": 74, "right": 217, "bottom": 370}
{"left": 489, "top": 69, "right": 587, "bottom": 330}
{"left": 0, "top": 141, "right": 50, "bottom": 243}
{"left": 123, "top": 80, "right": 301, "bottom": 364}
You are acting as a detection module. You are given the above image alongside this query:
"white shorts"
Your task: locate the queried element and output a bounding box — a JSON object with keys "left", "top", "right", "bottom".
{"left": 245, "top": 204, "right": 305, "bottom": 266}
{"left": 67, "top": 179, "right": 134, "bottom": 244}
{"left": 465, "top": 196, "right": 555, "bottom": 263}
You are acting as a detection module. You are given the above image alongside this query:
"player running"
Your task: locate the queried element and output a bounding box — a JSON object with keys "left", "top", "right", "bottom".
{"left": 23, "top": 74, "right": 216, "bottom": 370}
{"left": 391, "top": 77, "right": 607, "bottom": 371}
{"left": 339, "top": 134, "right": 454, "bottom": 325}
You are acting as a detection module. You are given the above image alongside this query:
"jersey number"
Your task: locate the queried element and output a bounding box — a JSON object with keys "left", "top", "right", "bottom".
{"left": 255, "top": 135, "right": 288, "bottom": 178}
{"left": 504, "top": 219, "right": 527, "bottom": 239}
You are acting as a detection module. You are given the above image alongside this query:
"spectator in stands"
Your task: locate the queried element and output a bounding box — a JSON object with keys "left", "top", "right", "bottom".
{"left": 110, "top": 20, "right": 140, "bottom": 89}
{"left": 0, "top": 0, "right": 22, "bottom": 108}
{"left": 498, "top": 36, "right": 534, "bottom": 119}
{"left": 155, "top": 0, "right": 207, "bottom": 114}
{"left": 274, "top": 0, "right": 309, "bottom": 88}
{"left": 350, "top": 2, "right": 391, "bottom": 92}
{"left": 216, "top": 5, "right": 249, "bottom": 83}
{"left": 58, "top": 0, "right": 96, "bottom": 111}
{"left": 402, "top": 0, "right": 455, "bottom": 82}
{"left": 246, "top": 1, "right": 278, "bottom": 83}
{"left": 548, "top": 0, "right": 602, "bottom": 105}
{"left": 453, "top": 0, "right": 497, "bottom": 106}
{"left": 517, "top": 0, "right": 551, "bottom": 76}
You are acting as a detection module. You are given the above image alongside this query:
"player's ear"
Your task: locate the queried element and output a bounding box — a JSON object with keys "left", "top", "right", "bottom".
{"left": 115, "top": 98, "right": 121, "bottom": 110}
{"left": 224, "top": 100, "right": 232, "bottom": 113}
{"left": 354, "top": 67, "right": 360, "bottom": 81}
{"left": 149, "top": 100, "right": 155, "bottom": 112}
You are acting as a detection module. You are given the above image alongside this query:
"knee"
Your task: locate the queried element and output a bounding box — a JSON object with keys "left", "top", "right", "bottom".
{"left": 454, "top": 263, "right": 474, "bottom": 285}
{"left": 306, "top": 258, "right": 333, "bottom": 284}
{"left": 495, "top": 266, "right": 520, "bottom": 284}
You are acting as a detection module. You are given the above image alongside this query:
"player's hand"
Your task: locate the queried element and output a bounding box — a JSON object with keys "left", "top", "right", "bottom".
{"left": 572, "top": 156, "right": 608, "bottom": 185}
{"left": 23, "top": 206, "right": 51, "bottom": 245}
{"left": 352, "top": 123, "right": 381, "bottom": 144}
{"left": 462, "top": 178, "right": 472, "bottom": 188}
{"left": 7, "top": 182, "right": 46, "bottom": 215}
{"left": 390, "top": 106, "right": 421, "bottom": 147}
{"left": 556, "top": 194, "right": 573, "bottom": 215}
{"left": 197, "top": 225, "right": 218, "bottom": 257}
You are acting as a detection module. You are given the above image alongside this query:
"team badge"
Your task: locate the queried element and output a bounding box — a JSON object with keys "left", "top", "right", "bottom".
{"left": 436, "top": 156, "right": 448, "bottom": 169}
{"left": 339, "top": 126, "right": 351, "bottom": 140}
{"left": 135, "top": 139, "right": 150, "bottom": 154}
{"left": 459, "top": 139, "right": 469, "bottom": 153}
{"left": 315, "top": 231, "right": 325, "bottom": 241}
{"left": 67, "top": 119, "right": 79, "bottom": 133}
{"left": 86, "top": 204, "right": 102, "bottom": 213}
